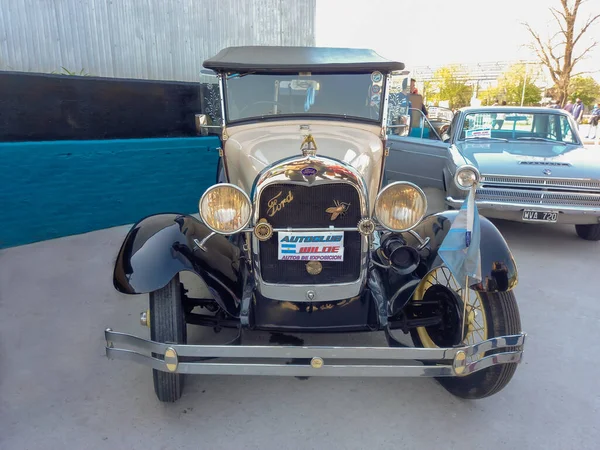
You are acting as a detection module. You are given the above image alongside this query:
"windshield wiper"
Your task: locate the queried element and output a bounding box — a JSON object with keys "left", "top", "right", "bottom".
{"left": 516, "top": 137, "right": 567, "bottom": 145}
{"left": 465, "top": 137, "right": 509, "bottom": 142}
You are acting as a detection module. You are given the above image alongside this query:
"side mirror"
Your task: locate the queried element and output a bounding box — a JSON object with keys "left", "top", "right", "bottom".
{"left": 195, "top": 114, "right": 221, "bottom": 136}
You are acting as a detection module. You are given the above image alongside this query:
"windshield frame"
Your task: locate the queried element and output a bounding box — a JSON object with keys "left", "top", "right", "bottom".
{"left": 454, "top": 109, "right": 582, "bottom": 146}
{"left": 221, "top": 71, "right": 389, "bottom": 126}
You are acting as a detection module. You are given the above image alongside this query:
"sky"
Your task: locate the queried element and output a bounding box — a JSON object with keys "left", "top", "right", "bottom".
{"left": 315, "top": 0, "right": 599, "bottom": 82}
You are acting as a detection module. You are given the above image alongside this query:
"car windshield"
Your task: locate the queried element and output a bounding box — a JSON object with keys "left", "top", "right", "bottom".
{"left": 224, "top": 72, "right": 384, "bottom": 122}
{"left": 459, "top": 111, "right": 579, "bottom": 145}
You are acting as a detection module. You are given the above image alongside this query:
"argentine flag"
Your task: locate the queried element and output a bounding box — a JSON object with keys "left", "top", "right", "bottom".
{"left": 438, "top": 185, "right": 482, "bottom": 290}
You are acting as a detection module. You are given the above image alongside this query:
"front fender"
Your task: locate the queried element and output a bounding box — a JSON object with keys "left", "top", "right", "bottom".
{"left": 407, "top": 211, "right": 518, "bottom": 292}
{"left": 113, "top": 213, "right": 244, "bottom": 317}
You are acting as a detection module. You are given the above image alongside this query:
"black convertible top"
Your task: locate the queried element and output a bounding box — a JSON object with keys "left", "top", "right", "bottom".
{"left": 203, "top": 46, "right": 405, "bottom": 73}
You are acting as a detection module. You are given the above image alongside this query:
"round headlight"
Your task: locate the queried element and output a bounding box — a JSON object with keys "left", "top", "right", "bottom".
{"left": 374, "top": 182, "right": 427, "bottom": 232}
{"left": 199, "top": 184, "right": 252, "bottom": 234}
{"left": 454, "top": 165, "right": 480, "bottom": 190}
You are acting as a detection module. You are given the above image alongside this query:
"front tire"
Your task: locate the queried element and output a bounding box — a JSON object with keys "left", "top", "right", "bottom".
{"left": 150, "top": 274, "right": 187, "bottom": 402}
{"left": 411, "top": 267, "right": 522, "bottom": 399}
{"left": 575, "top": 224, "right": 600, "bottom": 241}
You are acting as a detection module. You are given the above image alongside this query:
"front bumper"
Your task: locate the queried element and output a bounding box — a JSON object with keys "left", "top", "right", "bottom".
{"left": 105, "top": 329, "right": 526, "bottom": 378}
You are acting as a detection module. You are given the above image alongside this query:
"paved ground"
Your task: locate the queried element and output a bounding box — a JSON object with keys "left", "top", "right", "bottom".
{"left": 1, "top": 218, "right": 599, "bottom": 450}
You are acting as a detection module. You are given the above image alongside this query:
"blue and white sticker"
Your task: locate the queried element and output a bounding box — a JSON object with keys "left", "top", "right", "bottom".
{"left": 465, "top": 127, "right": 492, "bottom": 139}
{"left": 278, "top": 231, "right": 345, "bottom": 262}
{"left": 371, "top": 71, "right": 383, "bottom": 83}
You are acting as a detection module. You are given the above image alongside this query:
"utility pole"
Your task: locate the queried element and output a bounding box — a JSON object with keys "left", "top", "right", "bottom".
{"left": 520, "top": 64, "right": 528, "bottom": 106}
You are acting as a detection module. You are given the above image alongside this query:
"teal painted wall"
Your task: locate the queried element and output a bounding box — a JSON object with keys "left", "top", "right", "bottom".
{"left": 0, "top": 137, "right": 220, "bottom": 248}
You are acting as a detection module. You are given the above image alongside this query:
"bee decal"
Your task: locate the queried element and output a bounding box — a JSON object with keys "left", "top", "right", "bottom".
{"left": 326, "top": 200, "right": 350, "bottom": 221}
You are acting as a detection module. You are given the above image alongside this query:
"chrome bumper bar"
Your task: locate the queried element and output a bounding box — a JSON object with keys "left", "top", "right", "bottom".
{"left": 104, "top": 329, "right": 526, "bottom": 378}
{"left": 446, "top": 196, "right": 600, "bottom": 215}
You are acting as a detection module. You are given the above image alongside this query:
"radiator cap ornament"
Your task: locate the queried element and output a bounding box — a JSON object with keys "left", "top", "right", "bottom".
{"left": 301, "top": 134, "right": 318, "bottom": 156}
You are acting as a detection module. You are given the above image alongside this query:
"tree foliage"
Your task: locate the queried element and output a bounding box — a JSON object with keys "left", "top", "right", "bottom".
{"left": 423, "top": 65, "right": 472, "bottom": 108}
{"left": 479, "top": 64, "right": 542, "bottom": 106}
{"left": 524, "top": 0, "right": 600, "bottom": 105}
{"left": 568, "top": 76, "right": 600, "bottom": 105}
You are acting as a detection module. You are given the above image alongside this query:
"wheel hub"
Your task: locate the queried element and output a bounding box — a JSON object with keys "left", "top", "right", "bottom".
{"left": 421, "top": 284, "right": 465, "bottom": 347}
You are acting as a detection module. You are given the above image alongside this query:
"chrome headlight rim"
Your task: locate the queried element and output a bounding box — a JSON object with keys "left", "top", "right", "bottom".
{"left": 199, "top": 183, "right": 252, "bottom": 235}
{"left": 454, "top": 165, "right": 481, "bottom": 191}
{"left": 374, "top": 181, "right": 428, "bottom": 233}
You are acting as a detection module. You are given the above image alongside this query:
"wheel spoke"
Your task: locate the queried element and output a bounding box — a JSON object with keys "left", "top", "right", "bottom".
{"left": 415, "top": 266, "right": 489, "bottom": 351}
{"left": 442, "top": 268, "right": 451, "bottom": 286}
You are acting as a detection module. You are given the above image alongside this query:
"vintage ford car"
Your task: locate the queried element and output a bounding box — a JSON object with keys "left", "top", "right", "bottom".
{"left": 386, "top": 105, "right": 600, "bottom": 241}
{"left": 105, "top": 46, "right": 526, "bottom": 403}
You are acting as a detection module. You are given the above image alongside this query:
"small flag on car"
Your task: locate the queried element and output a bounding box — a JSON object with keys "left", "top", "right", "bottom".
{"left": 438, "top": 184, "right": 482, "bottom": 291}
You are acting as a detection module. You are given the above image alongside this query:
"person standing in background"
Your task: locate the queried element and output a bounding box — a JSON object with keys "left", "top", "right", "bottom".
{"left": 572, "top": 98, "right": 585, "bottom": 128}
{"left": 494, "top": 100, "right": 507, "bottom": 129}
{"left": 410, "top": 78, "right": 428, "bottom": 118}
{"left": 585, "top": 104, "right": 599, "bottom": 139}
{"left": 564, "top": 100, "right": 574, "bottom": 115}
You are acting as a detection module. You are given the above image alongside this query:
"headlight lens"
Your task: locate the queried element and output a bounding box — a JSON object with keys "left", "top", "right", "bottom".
{"left": 454, "top": 166, "right": 480, "bottom": 190}
{"left": 199, "top": 184, "right": 252, "bottom": 234}
{"left": 374, "top": 182, "right": 427, "bottom": 232}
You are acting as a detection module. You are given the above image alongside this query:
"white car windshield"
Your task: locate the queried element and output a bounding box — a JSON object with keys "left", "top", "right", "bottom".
{"left": 224, "top": 72, "right": 384, "bottom": 122}
{"left": 459, "top": 111, "right": 579, "bottom": 145}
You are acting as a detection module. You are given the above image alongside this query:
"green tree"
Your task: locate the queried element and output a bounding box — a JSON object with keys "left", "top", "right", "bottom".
{"left": 423, "top": 65, "right": 472, "bottom": 108}
{"left": 568, "top": 76, "right": 600, "bottom": 105}
{"left": 478, "top": 65, "right": 542, "bottom": 106}
{"left": 497, "top": 64, "right": 542, "bottom": 106}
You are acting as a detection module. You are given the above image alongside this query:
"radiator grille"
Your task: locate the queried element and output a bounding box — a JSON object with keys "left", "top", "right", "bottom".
{"left": 258, "top": 183, "right": 362, "bottom": 284}
{"left": 481, "top": 175, "right": 600, "bottom": 191}
{"left": 476, "top": 188, "right": 600, "bottom": 207}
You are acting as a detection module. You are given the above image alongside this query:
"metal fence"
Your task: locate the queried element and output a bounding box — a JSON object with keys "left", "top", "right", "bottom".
{"left": 0, "top": 0, "right": 316, "bottom": 82}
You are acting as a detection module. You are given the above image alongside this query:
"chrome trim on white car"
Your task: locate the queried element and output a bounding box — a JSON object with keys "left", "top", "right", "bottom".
{"left": 446, "top": 196, "right": 600, "bottom": 214}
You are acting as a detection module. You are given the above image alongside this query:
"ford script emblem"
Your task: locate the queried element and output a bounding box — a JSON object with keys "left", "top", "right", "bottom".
{"left": 301, "top": 167, "right": 317, "bottom": 177}
{"left": 543, "top": 169, "right": 552, "bottom": 175}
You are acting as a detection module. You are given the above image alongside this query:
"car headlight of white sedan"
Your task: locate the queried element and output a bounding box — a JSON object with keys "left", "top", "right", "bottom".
{"left": 454, "top": 165, "right": 481, "bottom": 190}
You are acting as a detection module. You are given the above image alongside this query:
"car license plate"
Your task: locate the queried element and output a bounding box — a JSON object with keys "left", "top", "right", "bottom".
{"left": 277, "top": 231, "right": 344, "bottom": 262}
{"left": 522, "top": 210, "right": 558, "bottom": 222}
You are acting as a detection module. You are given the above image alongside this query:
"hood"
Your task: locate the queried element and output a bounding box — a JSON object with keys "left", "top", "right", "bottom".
{"left": 224, "top": 121, "right": 384, "bottom": 205}
{"left": 456, "top": 141, "right": 600, "bottom": 179}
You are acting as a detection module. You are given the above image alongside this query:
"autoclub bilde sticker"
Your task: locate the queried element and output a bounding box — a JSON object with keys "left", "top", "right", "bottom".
{"left": 278, "top": 231, "right": 345, "bottom": 262}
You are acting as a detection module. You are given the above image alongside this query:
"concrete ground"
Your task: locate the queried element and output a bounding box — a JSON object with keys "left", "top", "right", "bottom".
{"left": 1, "top": 218, "right": 599, "bottom": 450}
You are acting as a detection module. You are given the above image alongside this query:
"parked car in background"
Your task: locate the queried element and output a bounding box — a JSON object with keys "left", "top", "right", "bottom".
{"left": 386, "top": 106, "right": 600, "bottom": 241}
{"left": 104, "top": 47, "right": 526, "bottom": 403}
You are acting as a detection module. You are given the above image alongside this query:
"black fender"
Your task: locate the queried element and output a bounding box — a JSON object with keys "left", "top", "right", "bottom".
{"left": 113, "top": 213, "right": 244, "bottom": 317}
{"left": 379, "top": 210, "right": 517, "bottom": 317}
{"left": 407, "top": 210, "right": 518, "bottom": 292}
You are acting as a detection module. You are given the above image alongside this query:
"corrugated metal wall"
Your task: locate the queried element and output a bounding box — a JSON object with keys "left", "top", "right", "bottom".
{"left": 0, "top": 0, "right": 316, "bottom": 82}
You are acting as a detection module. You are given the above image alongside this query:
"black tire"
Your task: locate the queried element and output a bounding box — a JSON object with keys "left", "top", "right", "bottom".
{"left": 575, "top": 224, "right": 600, "bottom": 241}
{"left": 150, "top": 274, "right": 187, "bottom": 402}
{"left": 412, "top": 291, "right": 522, "bottom": 400}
